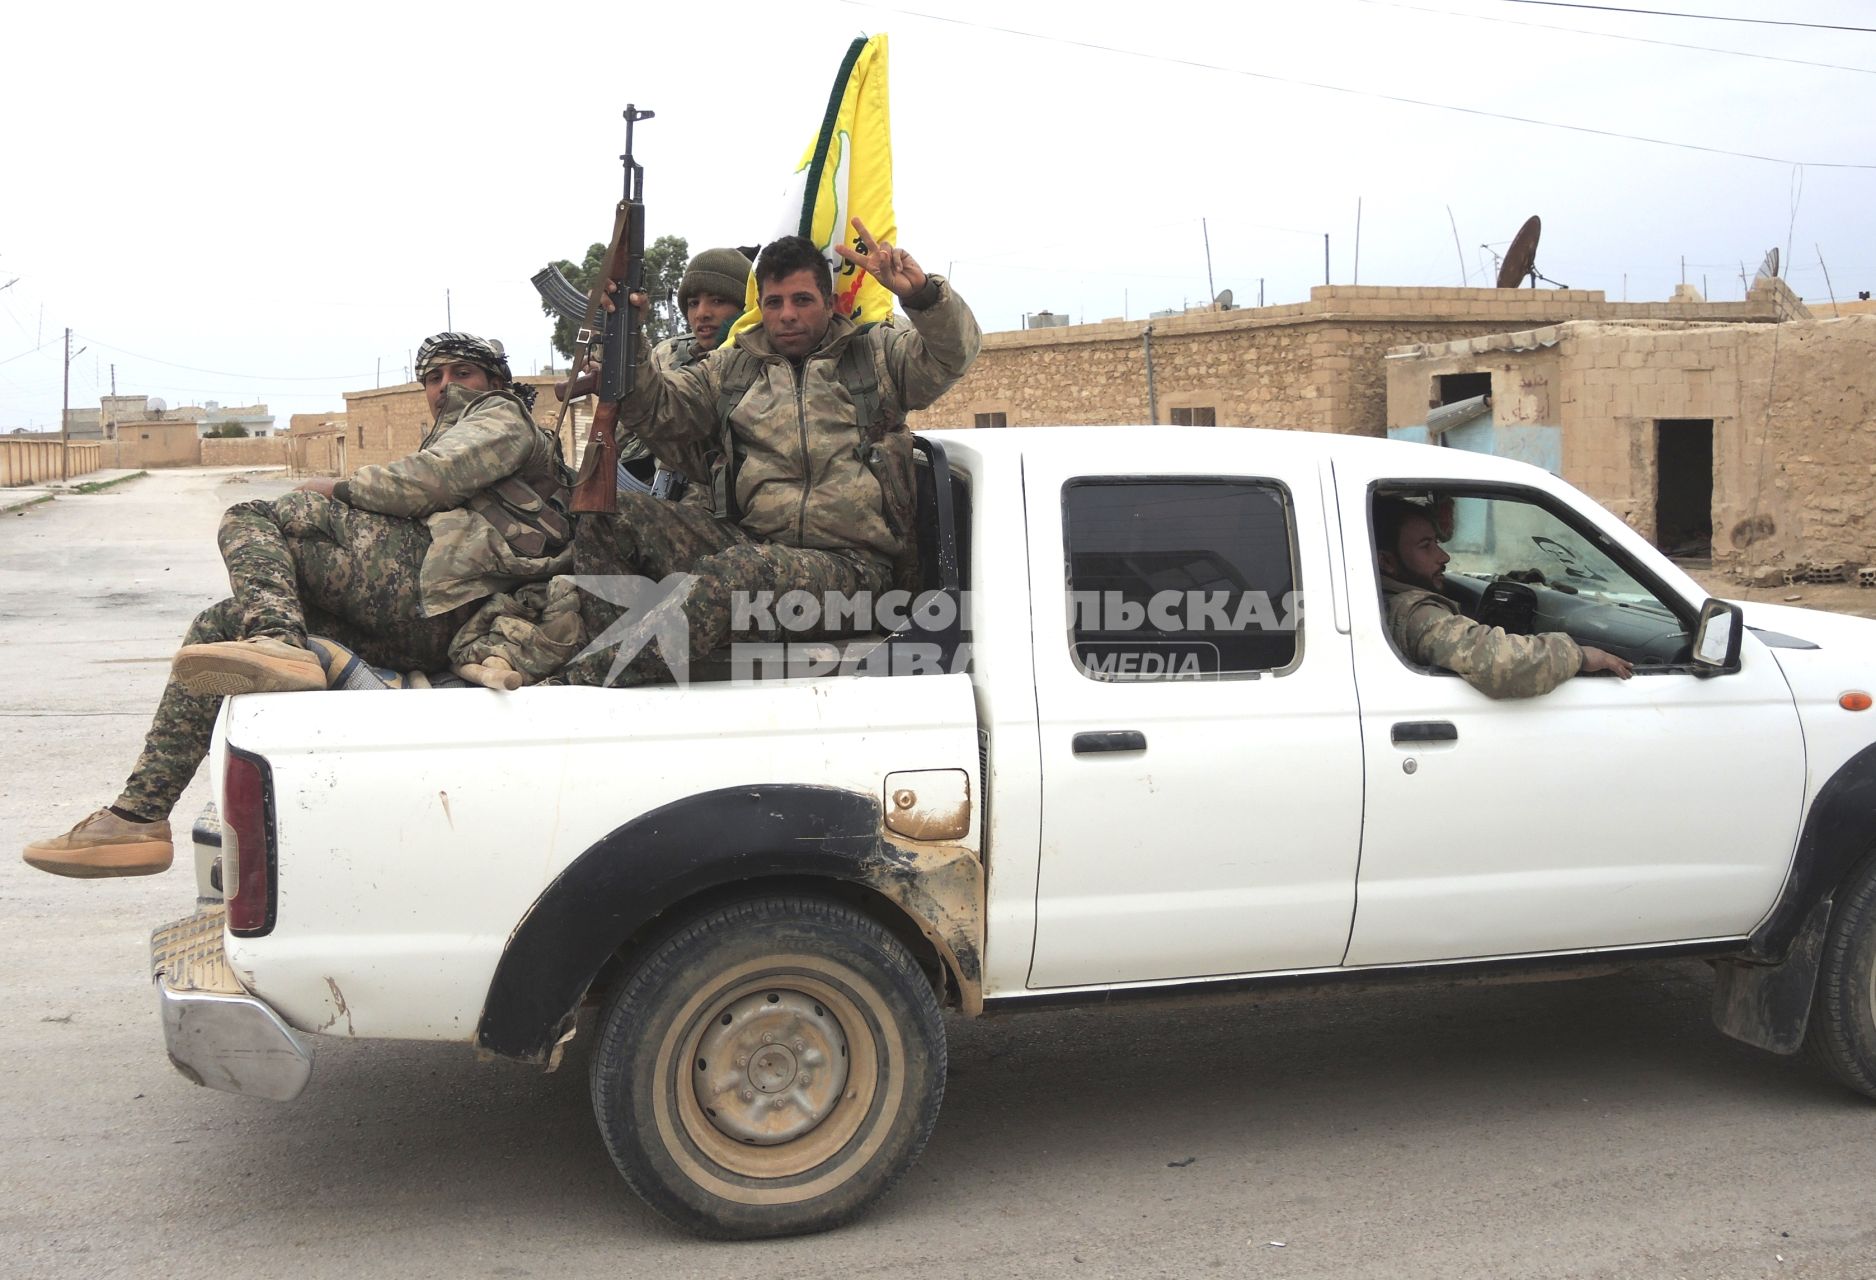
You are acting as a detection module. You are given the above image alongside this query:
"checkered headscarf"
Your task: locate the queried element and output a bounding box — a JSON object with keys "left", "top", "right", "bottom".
{"left": 414, "top": 332, "right": 512, "bottom": 383}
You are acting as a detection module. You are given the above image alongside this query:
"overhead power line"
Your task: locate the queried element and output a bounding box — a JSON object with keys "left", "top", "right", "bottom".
{"left": 838, "top": 1, "right": 1876, "bottom": 169}
{"left": 0, "top": 338, "right": 61, "bottom": 369}
{"left": 1355, "top": 0, "right": 1876, "bottom": 74}
{"left": 1492, "top": 0, "right": 1876, "bottom": 32}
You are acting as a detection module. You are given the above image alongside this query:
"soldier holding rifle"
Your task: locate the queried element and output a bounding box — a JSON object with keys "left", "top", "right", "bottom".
{"left": 563, "top": 220, "right": 980, "bottom": 686}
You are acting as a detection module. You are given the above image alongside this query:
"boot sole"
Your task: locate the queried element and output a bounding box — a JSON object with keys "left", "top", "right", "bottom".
{"left": 173, "top": 653, "right": 325, "bottom": 697}
{"left": 23, "top": 844, "right": 174, "bottom": 879}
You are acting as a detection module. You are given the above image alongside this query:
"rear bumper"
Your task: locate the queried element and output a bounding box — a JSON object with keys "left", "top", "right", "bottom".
{"left": 151, "top": 908, "right": 312, "bottom": 1102}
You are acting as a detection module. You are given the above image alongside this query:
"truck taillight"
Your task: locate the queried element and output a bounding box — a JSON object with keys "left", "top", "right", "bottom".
{"left": 225, "top": 746, "right": 277, "bottom": 936}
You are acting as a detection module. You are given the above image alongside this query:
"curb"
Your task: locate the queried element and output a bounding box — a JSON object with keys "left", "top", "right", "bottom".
{"left": 71, "top": 471, "right": 149, "bottom": 495}
{"left": 1, "top": 493, "right": 54, "bottom": 516}
{"left": 1, "top": 471, "right": 150, "bottom": 513}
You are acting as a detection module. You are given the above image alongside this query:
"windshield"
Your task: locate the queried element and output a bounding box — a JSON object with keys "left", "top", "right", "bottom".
{"left": 1441, "top": 495, "right": 1674, "bottom": 616}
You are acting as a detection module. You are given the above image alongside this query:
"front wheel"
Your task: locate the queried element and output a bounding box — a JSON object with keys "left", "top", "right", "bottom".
{"left": 1807, "top": 851, "right": 1876, "bottom": 1099}
{"left": 589, "top": 895, "right": 947, "bottom": 1238}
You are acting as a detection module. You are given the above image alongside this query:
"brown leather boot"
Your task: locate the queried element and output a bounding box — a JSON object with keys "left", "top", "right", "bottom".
{"left": 23, "top": 809, "right": 174, "bottom": 879}
{"left": 171, "top": 636, "right": 327, "bottom": 696}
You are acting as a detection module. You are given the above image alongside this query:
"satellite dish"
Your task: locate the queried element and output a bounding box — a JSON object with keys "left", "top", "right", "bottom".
{"left": 1214, "top": 288, "right": 1234, "bottom": 310}
{"left": 147, "top": 397, "right": 168, "bottom": 413}
{"left": 1496, "top": 216, "right": 1541, "bottom": 289}
{"left": 1755, "top": 247, "right": 1780, "bottom": 280}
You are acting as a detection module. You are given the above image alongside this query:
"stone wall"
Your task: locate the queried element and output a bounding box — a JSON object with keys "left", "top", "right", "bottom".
{"left": 1384, "top": 314, "right": 1876, "bottom": 579}
{"left": 201, "top": 436, "right": 291, "bottom": 467}
{"left": 908, "top": 280, "right": 1804, "bottom": 438}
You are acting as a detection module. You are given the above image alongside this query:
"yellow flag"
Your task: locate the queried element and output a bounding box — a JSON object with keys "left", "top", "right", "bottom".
{"left": 727, "top": 34, "right": 896, "bottom": 346}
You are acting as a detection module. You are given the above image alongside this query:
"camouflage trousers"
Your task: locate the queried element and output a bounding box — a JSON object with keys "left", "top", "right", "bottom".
{"left": 113, "top": 492, "right": 473, "bottom": 821}
{"left": 560, "top": 492, "right": 885, "bottom": 687}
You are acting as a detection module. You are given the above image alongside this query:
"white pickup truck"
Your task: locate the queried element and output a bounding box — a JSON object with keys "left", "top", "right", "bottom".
{"left": 152, "top": 426, "right": 1876, "bottom": 1239}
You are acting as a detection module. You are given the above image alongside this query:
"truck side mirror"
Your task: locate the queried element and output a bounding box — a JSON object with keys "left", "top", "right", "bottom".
{"left": 1692, "top": 598, "right": 1743, "bottom": 674}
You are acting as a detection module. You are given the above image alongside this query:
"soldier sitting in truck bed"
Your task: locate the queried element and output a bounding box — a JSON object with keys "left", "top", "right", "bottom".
{"left": 562, "top": 220, "right": 980, "bottom": 686}
{"left": 22, "top": 333, "right": 571, "bottom": 879}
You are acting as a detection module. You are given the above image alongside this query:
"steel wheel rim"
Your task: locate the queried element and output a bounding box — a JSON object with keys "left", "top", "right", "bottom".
{"left": 692, "top": 988, "right": 853, "bottom": 1145}
{"left": 669, "top": 969, "right": 881, "bottom": 1180}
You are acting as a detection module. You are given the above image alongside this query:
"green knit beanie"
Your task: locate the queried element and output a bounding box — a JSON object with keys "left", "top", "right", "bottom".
{"left": 677, "top": 247, "right": 754, "bottom": 310}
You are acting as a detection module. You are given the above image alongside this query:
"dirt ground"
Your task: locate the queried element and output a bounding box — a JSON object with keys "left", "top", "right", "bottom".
{"left": 1726, "top": 579, "right": 1876, "bottom": 621}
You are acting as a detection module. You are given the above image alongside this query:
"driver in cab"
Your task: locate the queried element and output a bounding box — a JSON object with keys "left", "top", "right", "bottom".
{"left": 1375, "top": 496, "right": 1634, "bottom": 699}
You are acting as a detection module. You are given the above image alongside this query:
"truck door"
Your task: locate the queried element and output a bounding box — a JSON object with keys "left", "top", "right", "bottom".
{"left": 1340, "top": 475, "right": 1805, "bottom": 965}
{"left": 1024, "top": 454, "right": 1364, "bottom": 988}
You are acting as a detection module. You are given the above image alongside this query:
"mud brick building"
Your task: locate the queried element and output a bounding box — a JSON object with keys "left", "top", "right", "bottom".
{"left": 1385, "top": 312, "right": 1876, "bottom": 582}
{"left": 907, "top": 282, "right": 1799, "bottom": 436}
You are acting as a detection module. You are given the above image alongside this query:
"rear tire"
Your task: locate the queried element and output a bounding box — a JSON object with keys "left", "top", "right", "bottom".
{"left": 589, "top": 895, "right": 947, "bottom": 1238}
{"left": 1806, "top": 851, "right": 1876, "bottom": 1099}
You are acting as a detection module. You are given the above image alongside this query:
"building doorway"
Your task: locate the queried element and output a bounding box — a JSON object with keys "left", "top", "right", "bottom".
{"left": 1655, "top": 419, "right": 1713, "bottom": 559}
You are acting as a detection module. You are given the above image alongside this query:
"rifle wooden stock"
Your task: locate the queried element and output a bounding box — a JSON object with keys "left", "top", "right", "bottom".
{"left": 567, "top": 200, "right": 639, "bottom": 515}
{"left": 570, "top": 397, "right": 622, "bottom": 514}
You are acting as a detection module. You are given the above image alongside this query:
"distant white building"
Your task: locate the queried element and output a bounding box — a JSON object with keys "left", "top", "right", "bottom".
{"left": 198, "top": 400, "right": 277, "bottom": 438}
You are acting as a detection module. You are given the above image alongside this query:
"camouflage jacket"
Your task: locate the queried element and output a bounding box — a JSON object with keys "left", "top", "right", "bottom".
{"left": 334, "top": 385, "right": 573, "bottom": 616}
{"left": 642, "top": 333, "right": 713, "bottom": 490}
{"left": 1382, "top": 576, "right": 1583, "bottom": 699}
{"left": 649, "top": 333, "right": 702, "bottom": 373}
{"left": 608, "top": 334, "right": 698, "bottom": 471}
{"left": 618, "top": 278, "right": 981, "bottom": 575}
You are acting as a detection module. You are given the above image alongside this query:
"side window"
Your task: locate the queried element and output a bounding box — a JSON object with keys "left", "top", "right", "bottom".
{"left": 1064, "top": 479, "right": 1299, "bottom": 681}
{"left": 1375, "top": 487, "right": 1694, "bottom": 669}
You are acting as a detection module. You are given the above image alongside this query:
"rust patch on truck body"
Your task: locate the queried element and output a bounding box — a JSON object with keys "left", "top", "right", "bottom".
{"left": 859, "top": 837, "right": 985, "bottom": 1016}
{"left": 883, "top": 769, "right": 973, "bottom": 843}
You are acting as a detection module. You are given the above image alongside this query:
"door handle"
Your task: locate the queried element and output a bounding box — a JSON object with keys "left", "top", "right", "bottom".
{"left": 1073, "top": 730, "right": 1147, "bottom": 755}
{"left": 1391, "top": 721, "right": 1457, "bottom": 745}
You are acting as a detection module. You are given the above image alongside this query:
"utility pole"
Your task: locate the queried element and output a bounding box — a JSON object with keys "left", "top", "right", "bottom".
{"left": 110, "top": 363, "right": 116, "bottom": 396}
{"left": 446, "top": 289, "right": 453, "bottom": 329}
{"left": 60, "top": 328, "right": 71, "bottom": 480}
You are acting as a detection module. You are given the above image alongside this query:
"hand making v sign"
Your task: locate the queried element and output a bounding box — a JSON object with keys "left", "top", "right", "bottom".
{"left": 834, "top": 217, "right": 928, "bottom": 299}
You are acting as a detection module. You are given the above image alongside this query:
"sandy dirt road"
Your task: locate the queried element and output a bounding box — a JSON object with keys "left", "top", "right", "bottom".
{"left": 2, "top": 470, "right": 1873, "bottom": 1279}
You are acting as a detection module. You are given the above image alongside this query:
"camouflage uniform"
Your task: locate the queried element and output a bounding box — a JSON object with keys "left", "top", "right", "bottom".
{"left": 335, "top": 384, "right": 573, "bottom": 615}
{"left": 1382, "top": 576, "right": 1584, "bottom": 699}
{"left": 621, "top": 277, "right": 978, "bottom": 573}
{"left": 641, "top": 333, "right": 713, "bottom": 498}
{"left": 561, "top": 493, "right": 881, "bottom": 686}
{"left": 649, "top": 332, "right": 703, "bottom": 374}
{"left": 563, "top": 279, "right": 979, "bottom": 687}
{"left": 113, "top": 377, "right": 571, "bottom": 821}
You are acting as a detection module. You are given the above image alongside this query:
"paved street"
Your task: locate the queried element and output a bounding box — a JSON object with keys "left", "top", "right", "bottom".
{"left": 2, "top": 469, "right": 1873, "bottom": 1279}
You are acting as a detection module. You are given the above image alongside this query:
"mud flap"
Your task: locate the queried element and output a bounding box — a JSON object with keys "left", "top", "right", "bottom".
{"left": 1711, "top": 896, "right": 1831, "bottom": 1055}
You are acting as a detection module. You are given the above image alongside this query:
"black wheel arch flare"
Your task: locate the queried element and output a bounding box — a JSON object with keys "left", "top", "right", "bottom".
{"left": 475, "top": 784, "right": 977, "bottom": 1063}
{"left": 1749, "top": 740, "right": 1876, "bottom": 961}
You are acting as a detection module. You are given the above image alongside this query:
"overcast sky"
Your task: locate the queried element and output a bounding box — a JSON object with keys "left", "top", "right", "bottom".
{"left": 3, "top": 0, "right": 1870, "bottom": 427}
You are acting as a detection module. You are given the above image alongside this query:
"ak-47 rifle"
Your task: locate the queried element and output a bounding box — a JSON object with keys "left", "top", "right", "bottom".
{"left": 564, "top": 105, "right": 653, "bottom": 514}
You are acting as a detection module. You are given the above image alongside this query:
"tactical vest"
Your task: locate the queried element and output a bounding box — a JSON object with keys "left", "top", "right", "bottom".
{"left": 706, "top": 328, "right": 917, "bottom": 584}
{"left": 458, "top": 392, "right": 576, "bottom": 560}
